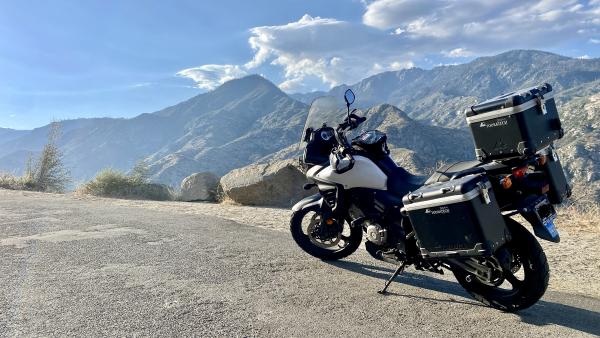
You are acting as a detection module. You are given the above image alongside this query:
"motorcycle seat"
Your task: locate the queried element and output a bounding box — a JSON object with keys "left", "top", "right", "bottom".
{"left": 425, "top": 160, "right": 484, "bottom": 185}
{"left": 375, "top": 156, "right": 427, "bottom": 197}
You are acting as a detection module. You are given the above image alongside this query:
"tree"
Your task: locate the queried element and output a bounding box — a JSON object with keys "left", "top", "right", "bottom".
{"left": 29, "top": 122, "right": 71, "bottom": 192}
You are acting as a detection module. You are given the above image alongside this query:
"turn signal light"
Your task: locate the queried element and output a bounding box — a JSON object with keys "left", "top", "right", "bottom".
{"left": 325, "top": 219, "right": 335, "bottom": 225}
{"left": 500, "top": 176, "right": 513, "bottom": 189}
{"left": 537, "top": 155, "right": 548, "bottom": 166}
{"left": 512, "top": 166, "right": 528, "bottom": 178}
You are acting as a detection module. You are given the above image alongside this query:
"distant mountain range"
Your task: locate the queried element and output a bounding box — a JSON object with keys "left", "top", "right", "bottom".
{"left": 0, "top": 50, "right": 599, "bottom": 200}
{"left": 296, "top": 50, "right": 600, "bottom": 128}
{"left": 0, "top": 76, "right": 306, "bottom": 186}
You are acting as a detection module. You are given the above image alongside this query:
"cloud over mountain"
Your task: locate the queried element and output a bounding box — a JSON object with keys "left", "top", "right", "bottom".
{"left": 177, "top": 64, "right": 247, "bottom": 90}
{"left": 362, "top": 0, "right": 600, "bottom": 54}
{"left": 177, "top": 1, "right": 600, "bottom": 91}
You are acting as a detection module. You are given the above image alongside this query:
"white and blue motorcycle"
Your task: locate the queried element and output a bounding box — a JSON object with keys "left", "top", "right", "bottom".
{"left": 290, "top": 89, "right": 565, "bottom": 312}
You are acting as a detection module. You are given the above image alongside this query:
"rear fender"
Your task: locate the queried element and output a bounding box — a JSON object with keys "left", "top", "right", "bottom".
{"left": 518, "top": 195, "right": 560, "bottom": 243}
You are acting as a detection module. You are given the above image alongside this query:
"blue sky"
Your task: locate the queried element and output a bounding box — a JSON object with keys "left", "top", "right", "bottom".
{"left": 1, "top": 0, "right": 599, "bottom": 129}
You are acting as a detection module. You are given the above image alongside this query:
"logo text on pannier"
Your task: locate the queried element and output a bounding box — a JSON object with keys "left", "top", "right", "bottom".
{"left": 425, "top": 206, "right": 450, "bottom": 215}
{"left": 480, "top": 119, "right": 508, "bottom": 128}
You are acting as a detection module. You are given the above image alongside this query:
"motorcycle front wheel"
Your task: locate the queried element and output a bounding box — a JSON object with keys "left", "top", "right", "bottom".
{"left": 290, "top": 204, "right": 362, "bottom": 260}
{"left": 452, "top": 218, "right": 549, "bottom": 312}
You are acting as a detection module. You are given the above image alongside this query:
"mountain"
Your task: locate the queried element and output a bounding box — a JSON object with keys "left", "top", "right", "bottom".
{"left": 143, "top": 75, "right": 307, "bottom": 184}
{"left": 291, "top": 50, "right": 600, "bottom": 200}
{"left": 0, "top": 128, "right": 27, "bottom": 144}
{"left": 289, "top": 91, "right": 327, "bottom": 105}
{"left": 0, "top": 116, "right": 184, "bottom": 184}
{"left": 554, "top": 80, "right": 600, "bottom": 201}
{"left": 298, "top": 50, "right": 600, "bottom": 128}
{"left": 1, "top": 50, "right": 599, "bottom": 199}
{"left": 260, "top": 103, "right": 473, "bottom": 172}
{"left": 0, "top": 75, "right": 307, "bottom": 186}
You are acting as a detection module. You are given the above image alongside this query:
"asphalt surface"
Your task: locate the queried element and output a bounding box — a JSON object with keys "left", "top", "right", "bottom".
{"left": 0, "top": 190, "right": 599, "bottom": 337}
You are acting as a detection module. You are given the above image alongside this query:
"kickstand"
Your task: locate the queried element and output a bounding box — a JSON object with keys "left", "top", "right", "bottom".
{"left": 378, "top": 262, "right": 406, "bottom": 295}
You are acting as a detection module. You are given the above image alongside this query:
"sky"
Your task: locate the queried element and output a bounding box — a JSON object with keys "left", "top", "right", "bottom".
{"left": 1, "top": 0, "right": 599, "bottom": 130}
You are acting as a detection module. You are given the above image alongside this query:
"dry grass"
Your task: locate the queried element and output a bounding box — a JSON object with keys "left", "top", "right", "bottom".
{"left": 0, "top": 172, "right": 35, "bottom": 191}
{"left": 558, "top": 202, "right": 600, "bottom": 232}
{"left": 77, "top": 168, "right": 173, "bottom": 201}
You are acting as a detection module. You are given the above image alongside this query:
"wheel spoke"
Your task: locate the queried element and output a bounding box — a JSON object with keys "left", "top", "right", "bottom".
{"left": 504, "top": 271, "right": 522, "bottom": 289}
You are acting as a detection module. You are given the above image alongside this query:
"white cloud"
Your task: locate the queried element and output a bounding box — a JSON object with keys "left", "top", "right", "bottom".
{"left": 176, "top": 64, "right": 247, "bottom": 90}
{"left": 578, "top": 54, "right": 591, "bottom": 59}
{"left": 178, "top": 1, "right": 600, "bottom": 92}
{"left": 241, "top": 14, "right": 417, "bottom": 91}
{"left": 443, "top": 48, "right": 475, "bottom": 58}
{"left": 362, "top": 0, "right": 600, "bottom": 55}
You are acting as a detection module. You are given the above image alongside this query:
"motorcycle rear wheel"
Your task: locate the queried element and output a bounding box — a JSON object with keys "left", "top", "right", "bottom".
{"left": 452, "top": 218, "right": 549, "bottom": 312}
{"left": 290, "top": 205, "right": 362, "bottom": 260}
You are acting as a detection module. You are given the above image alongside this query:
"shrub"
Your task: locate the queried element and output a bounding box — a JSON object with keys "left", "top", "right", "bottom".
{"left": 26, "top": 123, "right": 71, "bottom": 192}
{"left": 0, "top": 122, "right": 70, "bottom": 193}
{"left": 78, "top": 167, "right": 173, "bottom": 201}
{"left": 0, "top": 172, "right": 34, "bottom": 190}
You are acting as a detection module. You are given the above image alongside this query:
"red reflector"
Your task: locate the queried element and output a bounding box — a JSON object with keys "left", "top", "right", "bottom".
{"left": 512, "top": 166, "right": 528, "bottom": 178}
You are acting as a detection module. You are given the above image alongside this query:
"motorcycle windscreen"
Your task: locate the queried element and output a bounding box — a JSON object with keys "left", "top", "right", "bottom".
{"left": 300, "top": 96, "right": 346, "bottom": 147}
{"left": 299, "top": 96, "right": 371, "bottom": 146}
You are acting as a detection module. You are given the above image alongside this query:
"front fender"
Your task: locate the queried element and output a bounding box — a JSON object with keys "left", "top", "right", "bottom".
{"left": 292, "top": 194, "right": 322, "bottom": 212}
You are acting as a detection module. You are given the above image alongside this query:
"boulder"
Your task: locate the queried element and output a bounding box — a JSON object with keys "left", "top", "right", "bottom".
{"left": 220, "top": 159, "right": 313, "bottom": 207}
{"left": 180, "top": 172, "right": 219, "bottom": 202}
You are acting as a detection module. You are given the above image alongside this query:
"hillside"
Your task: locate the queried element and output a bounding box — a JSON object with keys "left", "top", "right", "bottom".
{"left": 0, "top": 50, "right": 599, "bottom": 198}
{"left": 296, "top": 50, "right": 600, "bottom": 128}
{"left": 143, "top": 75, "right": 307, "bottom": 185}
{"left": 555, "top": 81, "right": 600, "bottom": 201}
{"left": 260, "top": 103, "right": 473, "bottom": 173}
{"left": 0, "top": 76, "right": 307, "bottom": 186}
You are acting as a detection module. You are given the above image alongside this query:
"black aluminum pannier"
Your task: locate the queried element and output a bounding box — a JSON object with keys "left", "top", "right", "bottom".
{"left": 402, "top": 174, "right": 508, "bottom": 258}
{"left": 536, "top": 146, "right": 571, "bottom": 204}
{"left": 466, "top": 83, "right": 563, "bottom": 161}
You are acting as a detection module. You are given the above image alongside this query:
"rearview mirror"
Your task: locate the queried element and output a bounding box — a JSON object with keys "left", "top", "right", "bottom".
{"left": 344, "top": 89, "right": 355, "bottom": 106}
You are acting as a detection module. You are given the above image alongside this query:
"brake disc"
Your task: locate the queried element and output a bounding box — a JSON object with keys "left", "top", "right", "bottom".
{"left": 306, "top": 214, "right": 341, "bottom": 249}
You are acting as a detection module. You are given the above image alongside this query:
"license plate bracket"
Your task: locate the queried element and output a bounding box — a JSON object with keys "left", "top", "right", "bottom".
{"left": 521, "top": 196, "right": 560, "bottom": 243}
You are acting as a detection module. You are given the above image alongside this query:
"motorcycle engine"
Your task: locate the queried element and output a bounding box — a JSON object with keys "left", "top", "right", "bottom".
{"left": 365, "top": 220, "right": 387, "bottom": 246}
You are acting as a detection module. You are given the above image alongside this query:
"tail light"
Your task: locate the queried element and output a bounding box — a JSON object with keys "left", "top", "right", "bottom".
{"left": 512, "top": 165, "right": 528, "bottom": 178}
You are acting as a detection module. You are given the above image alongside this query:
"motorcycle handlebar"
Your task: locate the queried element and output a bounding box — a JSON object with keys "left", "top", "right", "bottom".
{"left": 333, "top": 113, "right": 366, "bottom": 160}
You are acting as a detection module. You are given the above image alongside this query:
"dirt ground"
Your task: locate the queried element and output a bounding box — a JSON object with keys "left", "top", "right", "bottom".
{"left": 70, "top": 191, "right": 600, "bottom": 298}
{"left": 1, "top": 189, "right": 599, "bottom": 336}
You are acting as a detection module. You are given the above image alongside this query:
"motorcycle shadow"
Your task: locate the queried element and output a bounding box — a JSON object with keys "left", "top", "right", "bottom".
{"left": 327, "top": 260, "right": 600, "bottom": 336}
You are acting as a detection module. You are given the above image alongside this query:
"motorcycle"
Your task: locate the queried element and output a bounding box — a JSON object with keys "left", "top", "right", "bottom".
{"left": 290, "top": 88, "right": 569, "bottom": 312}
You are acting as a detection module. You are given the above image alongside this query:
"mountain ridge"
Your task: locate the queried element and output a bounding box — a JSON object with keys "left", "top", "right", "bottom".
{"left": 0, "top": 50, "right": 599, "bottom": 199}
{"left": 296, "top": 50, "right": 600, "bottom": 128}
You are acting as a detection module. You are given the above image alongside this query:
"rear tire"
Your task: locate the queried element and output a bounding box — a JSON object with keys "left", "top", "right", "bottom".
{"left": 452, "top": 218, "right": 549, "bottom": 312}
{"left": 290, "top": 205, "right": 362, "bottom": 261}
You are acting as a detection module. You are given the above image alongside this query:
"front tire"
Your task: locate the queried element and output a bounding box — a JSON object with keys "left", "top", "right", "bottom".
{"left": 290, "top": 205, "right": 362, "bottom": 260}
{"left": 452, "top": 218, "right": 549, "bottom": 312}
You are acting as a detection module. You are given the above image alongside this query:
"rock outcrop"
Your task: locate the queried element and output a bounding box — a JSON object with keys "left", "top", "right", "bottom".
{"left": 220, "top": 159, "right": 313, "bottom": 207}
{"left": 180, "top": 172, "right": 219, "bottom": 202}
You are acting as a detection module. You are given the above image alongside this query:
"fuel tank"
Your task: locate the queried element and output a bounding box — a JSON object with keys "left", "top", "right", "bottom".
{"left": 306, "top": 155, "right": 387, "bottom": 190}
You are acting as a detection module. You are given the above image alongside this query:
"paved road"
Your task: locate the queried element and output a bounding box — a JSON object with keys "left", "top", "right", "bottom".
{"left": 0, "top": 191, "right": 599, "bottom": 337}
